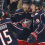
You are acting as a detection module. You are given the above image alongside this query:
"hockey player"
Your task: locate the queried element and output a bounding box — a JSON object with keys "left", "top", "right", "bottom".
{"left": 37, "top": 1, "right": 45, "bottom": 45}
{"left": 38, "top": 2, "right": 45, "bottom": 45}
{"left": 0, "top": 0, "right": 9, "bottom": 19}
{"left": 31, "top": 1, "right": 43, "bottom": 31}
{"left": 27, "top": 1, "right": 45, "bottom": 45}
{"left": 27, "top": 1, "right": 43, "bottom": 44}
{"left": 11, "top": 1, "right": 37, "bottom": 45}
{"left": 33, "top": 4, "right": 43, "bottom": 31}
{"left": 0, "top": 9, "right": 24, "bottom": 45}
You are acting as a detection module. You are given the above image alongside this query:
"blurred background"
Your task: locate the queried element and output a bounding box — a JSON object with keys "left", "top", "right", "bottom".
{"left": 0, "top": 0, "right": 45, "bottom": 15}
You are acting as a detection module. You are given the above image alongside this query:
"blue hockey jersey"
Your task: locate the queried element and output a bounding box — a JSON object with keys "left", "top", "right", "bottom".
{"left": 0, "top": 18, "right": 23, "bottom": 45}
{"left": 11, "top": 9, "right": 34, "bottom": 40}
{"left": 33, "top": 10, "right": 42, "bottom": 31}
{"left": 33, "top": 10, "right": 45, "bottom": 43}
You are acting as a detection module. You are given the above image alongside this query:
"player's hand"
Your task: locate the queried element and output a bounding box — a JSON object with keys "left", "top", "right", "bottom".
{"left": 27, "top": 32, "right": 37, "bottom": 43}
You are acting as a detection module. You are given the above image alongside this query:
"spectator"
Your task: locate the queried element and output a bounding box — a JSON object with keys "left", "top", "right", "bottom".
{"left": 8, "top": 0, "right": 18, "bottom": 14}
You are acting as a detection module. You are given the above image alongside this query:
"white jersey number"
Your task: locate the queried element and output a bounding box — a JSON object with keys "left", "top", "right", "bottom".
{"left": 0, "top": 29, "right": 12, "bottom": 45}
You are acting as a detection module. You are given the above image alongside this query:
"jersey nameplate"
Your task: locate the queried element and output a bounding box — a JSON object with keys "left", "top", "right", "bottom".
{"left": 0, "top": 24, "right": 7, "bottom": 30}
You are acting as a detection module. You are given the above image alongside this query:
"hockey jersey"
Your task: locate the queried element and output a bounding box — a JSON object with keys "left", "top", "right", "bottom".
{"left": 33, "top": 10, "right": 45, "bottom": 43}
{"left": 0, "top": 18, "right": 23, "bottom": 45}
{"left": 11, "top": 9, "right": 34, "bottom": 40}
{"left": 33, "top": 10, "right": 42, "bottom": 31}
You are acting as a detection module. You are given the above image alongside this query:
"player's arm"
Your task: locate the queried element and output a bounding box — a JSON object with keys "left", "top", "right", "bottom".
{"left": 27, "top": 15, "right": 44, "bottom": 43}
{"left": 33, "top": 15, "right": 41, "bottom": 31}
{"left": 11, "top": 9, "right": 20, "bottom": 22}
{"left": 11, "top": 22, "right": 23, "bottom": 34}
{"left": 27, "top": 22, "right": 44, "bottom": 43}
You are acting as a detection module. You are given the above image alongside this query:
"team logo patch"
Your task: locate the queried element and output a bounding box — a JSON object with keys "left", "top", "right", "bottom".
{"left": 20, "top": 18, "right": 32, "bottom": 29}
